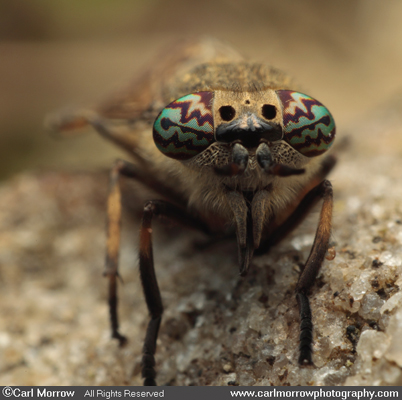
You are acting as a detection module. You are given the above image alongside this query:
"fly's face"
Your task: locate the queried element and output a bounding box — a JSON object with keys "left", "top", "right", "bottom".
{"left": 152, "top": 89, "right": 336, "bottom": 177}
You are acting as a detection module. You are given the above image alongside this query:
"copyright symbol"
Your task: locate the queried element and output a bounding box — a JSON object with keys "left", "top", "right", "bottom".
{"left": 2, "top": 386, "right": 13, "bottom": 397}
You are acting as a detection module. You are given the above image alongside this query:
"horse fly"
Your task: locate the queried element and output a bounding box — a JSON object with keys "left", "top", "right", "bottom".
{"left": 47, "top": 38, "right": 336, "bottom": 385}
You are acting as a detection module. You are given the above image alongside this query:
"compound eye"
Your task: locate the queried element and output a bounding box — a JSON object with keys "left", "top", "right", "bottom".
{"left": 153, "top": 92, "right": 215, "bottom": 160}
{"left": 276, "top": 90, "right": 336, "bottom": 157}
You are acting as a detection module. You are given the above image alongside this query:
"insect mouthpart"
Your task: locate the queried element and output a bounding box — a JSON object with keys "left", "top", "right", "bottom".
{"left": 215, "top": 113, "right": 282, "bottom": 148}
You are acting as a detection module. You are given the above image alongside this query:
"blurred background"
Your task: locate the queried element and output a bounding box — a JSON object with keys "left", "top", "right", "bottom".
{"left": 1, "top": 0, "right": 402, "bottom": 180}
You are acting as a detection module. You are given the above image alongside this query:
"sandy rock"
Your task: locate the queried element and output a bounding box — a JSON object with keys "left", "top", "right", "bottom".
{"left": 1, "top": 94, "right": 402, "bottom": 386}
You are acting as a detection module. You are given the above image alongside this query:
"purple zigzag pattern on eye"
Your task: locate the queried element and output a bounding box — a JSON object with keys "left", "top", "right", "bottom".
{"left": 287, "top": 115, "right": 333, "bottom": 142}
{"left": 157, "top": 118, "right": 212, "bottom": 152}
{"left": 276, "top": 90, "right": 335, "bottom": 157}
{"left": 280, "top": 92, "right": 321, "bottom": 126}
{"left": 153, "top": 92, "right": 215, "bottom": 160}
{"left": 288, "top": 114, "right": 334, "bottom": 157}
{"left": 167, "top": 93, "right": 214, "bottom": 128}
{"left": 290, "top": 132, "right": 330, "bottom": 157}
{"left": 279, "top": 91, "right": 332, "bottom": 137}
{"left": 160, "top": 117, "right": 211, "bottom": 139}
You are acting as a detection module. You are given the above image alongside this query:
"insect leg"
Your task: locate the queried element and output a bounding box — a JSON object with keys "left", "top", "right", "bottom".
{"left": 255, "top": 181, "right": 326, "bottom": 256}
{"left": 295, "top": 180, "right": 333, "bottom": 364}
{"left": 138, "top": 202, "right": 163, "bottom": 386}
{"left": 87, "top": 115, "right": 141, "bottom": 155}
{"left": 138, "top": 199, "right": 211, "bottom": 386}
{"left": 105, "top": 159, "right": 209, "bottom": 347}
{"left": 104, "top": 161, "right": 127, "bottom": 346}
{"left": 45, "top": 109, "right": 140, "bottom": 155}
{"left": 117, "top": 157, "right": 188, "bottom": 207}
{"left": 255, "top": 154, "right": 336, "bottom": 254}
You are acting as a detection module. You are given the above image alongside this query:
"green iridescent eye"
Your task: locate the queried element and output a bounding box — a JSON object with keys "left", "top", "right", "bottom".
{"left": 276, "top": 90, "right": 336, "bottom": 157}
{"left": 153, "top": 92, "right": 215, "bottom": 160}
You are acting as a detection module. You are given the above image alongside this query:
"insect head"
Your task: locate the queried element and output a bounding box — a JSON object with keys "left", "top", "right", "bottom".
{"left": 153, "top": 90, "right": 335, "bottom": 160}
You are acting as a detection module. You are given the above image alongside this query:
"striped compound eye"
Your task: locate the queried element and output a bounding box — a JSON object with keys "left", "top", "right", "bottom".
{"left": 276, "top": 90, "right": 336, "bottom": 157}
{"left": 153, "top": 92, "right": 215, "bottom": 160}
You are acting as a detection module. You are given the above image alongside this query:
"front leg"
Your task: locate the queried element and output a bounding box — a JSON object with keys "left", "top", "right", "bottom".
{"left": 255, "top": 153, "right": 336, "bottom": 254}
{"left": 138, "top": 200, "right": 211, "bottom": 385}
{"left": 254, "top": 177, "right": 334, "bottom": 364}
{"left": 138, "top": 202, "right": 163, "bottom": 386}
{"left": 295, "top": 180, "right": 333, "bottom": 364}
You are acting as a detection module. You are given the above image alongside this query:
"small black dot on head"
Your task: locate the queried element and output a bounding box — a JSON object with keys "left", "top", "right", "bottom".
{"left": 219, "top": 105, "right": 236, "bottom": 121}
{"left": 262, "top": 104, "right": 277, "bottom": 119}
{"left": 245, "top": 100, "right": 250, "bottom": 104}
